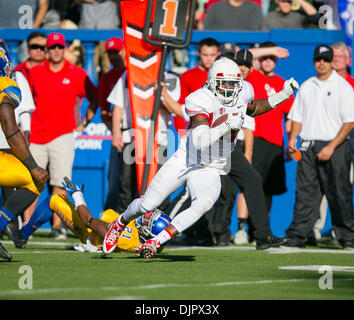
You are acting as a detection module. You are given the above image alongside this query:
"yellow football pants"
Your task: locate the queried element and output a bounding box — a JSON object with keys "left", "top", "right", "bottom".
{"left": 0, "top": 151, "right": 44, "bottom": 195}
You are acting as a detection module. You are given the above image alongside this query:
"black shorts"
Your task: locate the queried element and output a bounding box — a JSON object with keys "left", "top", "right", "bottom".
{"left": 252, "top": 137, "right": 287, "bottom": 195}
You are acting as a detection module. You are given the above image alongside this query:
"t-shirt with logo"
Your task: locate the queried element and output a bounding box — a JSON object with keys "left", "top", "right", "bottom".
{"left": 246, "top": 69, "right": 293, "bottom": 147}
{"left": 28, "top": 60, "right": 97, "bottom": 144}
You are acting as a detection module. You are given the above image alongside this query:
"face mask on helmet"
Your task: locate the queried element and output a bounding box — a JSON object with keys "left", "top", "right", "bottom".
{"left": 208, "top": 57, "right": 243, "bottom": 106}
{"left": 0, "top": 43, "right": 13, "bottom": 78}
{"left": 136, "top": 209, "right": 172, "bottom": 242}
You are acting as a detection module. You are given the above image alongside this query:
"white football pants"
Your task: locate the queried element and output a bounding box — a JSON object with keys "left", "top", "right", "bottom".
{"left": 122, "top": 150, "right": 221, "bottom": 233}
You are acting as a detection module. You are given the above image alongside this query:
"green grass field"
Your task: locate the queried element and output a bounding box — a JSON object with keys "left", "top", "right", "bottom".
{"left": 1, "top": 230, "right": 354, "bottom": 301}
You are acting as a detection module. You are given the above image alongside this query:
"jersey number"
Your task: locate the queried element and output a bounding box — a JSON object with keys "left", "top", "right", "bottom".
{"left": 121, "top": 227, "right": 133, "bottom": 239}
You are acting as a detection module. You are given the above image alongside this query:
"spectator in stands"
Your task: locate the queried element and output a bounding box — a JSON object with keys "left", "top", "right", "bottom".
{"left": 285, "top": 44, "right": 354, "bottom": 249}
{"left": 331, "top": 42, "right": 354, "bottom": 88}
{"left": 14, "top": 32, "right": 47, "bottom": 82}
{"left": 0, "top": 0, "right": 49, "bottom": 29}
{"left": 309, "top": 41, "right": 354, "bottom": 245}
{"left": 198, "top": 0, "right": 263, "bottom": 30}
{"left": 75, "top": 0, "right": 120, "bottom": 76}
{"left": 27, "top": 32, "right": 98, "bottom": 240}
{"left": 0, "top": 1, "right": 50, "bottom": 63}
{"left": 98, "top": 37, "right": 126, "bottom": 211}
{"left": 262, "top": 0, "right": 319, "bottom": 30}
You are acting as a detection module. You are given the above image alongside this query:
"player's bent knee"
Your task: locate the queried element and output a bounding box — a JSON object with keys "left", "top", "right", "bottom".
{"left": 190, "top": 196, "right": 214, "bottom": 215}
{"left": 138, "top": 198, "right": 156, "bottom": 214}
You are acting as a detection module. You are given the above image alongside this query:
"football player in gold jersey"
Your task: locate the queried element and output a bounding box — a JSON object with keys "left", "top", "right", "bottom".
{"left": 0, "top": 43, "right": 48, "bottom": 261}
{"left": 47, "top": 177, "right": 171, "bottom": 253}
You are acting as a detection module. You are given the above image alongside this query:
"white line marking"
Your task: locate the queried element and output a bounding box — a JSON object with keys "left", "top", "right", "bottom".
{"left": 3, "top": 241, "right": 354, "bottom": 254}
{"left": 2, "top": 240, "right": 78, "bottom": 247}
{"left": 269, "top": 247, "right": 354, "bottom": 254}
{"left": 1, "top": 278, "right": 354, "bottom": 297}
{"left": 279, "top": 265, "right": 354, "bottom": 272}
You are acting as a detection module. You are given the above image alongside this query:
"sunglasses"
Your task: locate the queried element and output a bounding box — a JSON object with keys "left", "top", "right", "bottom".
{"left": 280, "top": 0, "right": 292, "bottom": 3}
{"left": 314, "top": 57, "right": 332, "bottom": 63}
{"left": 48, "top": 44, "right": 65, "bottom": 50}
{"left": 29, "top": 44, "right": 46, "bottom": 51}
{"left": 259, "top": 55, "right": 277, "bottom": 62}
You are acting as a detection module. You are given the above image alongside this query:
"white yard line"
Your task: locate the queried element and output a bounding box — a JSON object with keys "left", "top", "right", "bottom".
{"left": 279, "top": 265, "right": 354, "bottom": 272}
{"left": 1, "top": 278, "right": 353, "bottom": 297}
{"left": 3, "top": 241, "right": 354, "bottom": 254}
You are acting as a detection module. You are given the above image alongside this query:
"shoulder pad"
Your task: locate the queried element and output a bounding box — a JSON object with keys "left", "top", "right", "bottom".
{"left": 0, "top": 77, "right": 22, "bottom": 107}
{"left": 185, "top": 88, "right": 215, "bottom": 117}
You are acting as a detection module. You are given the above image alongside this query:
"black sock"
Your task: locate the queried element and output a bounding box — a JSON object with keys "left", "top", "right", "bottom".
{"left": 238, "top": 218, "right": 247, "bottom": 230}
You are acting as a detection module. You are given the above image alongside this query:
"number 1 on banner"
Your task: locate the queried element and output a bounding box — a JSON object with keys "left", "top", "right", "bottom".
{"left": 159, "top": 0, "right": 178, "bottom": 37}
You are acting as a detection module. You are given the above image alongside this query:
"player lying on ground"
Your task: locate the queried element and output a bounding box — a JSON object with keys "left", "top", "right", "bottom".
{"left": 102, "top": 57, "right": 299, "bottom": 258}
{"left": 7, "top": 177, "right": 172, "bottom": 253}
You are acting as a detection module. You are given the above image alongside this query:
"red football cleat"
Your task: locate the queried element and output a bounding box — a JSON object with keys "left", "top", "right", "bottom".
{"left": 102, "top": 220, "right": 125, "bottom": 254}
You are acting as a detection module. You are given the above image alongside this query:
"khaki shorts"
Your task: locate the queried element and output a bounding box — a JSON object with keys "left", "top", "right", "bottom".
{"left": 30, "top": 133, "right": 75, "bottom": 187}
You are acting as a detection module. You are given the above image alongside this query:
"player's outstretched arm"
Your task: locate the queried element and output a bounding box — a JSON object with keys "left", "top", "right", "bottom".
{"left": 62, "top": 177, "right": 108, "bottom": 238}
{"left": 247, "top": 78, "right": 299, "bottom": 117}
{"left": 0, "top": 96, "right": 48, "bottom": 184}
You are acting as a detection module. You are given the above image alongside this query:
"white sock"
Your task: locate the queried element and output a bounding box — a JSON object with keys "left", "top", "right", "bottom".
{"left": 152, "top": 229, "right": 173, "bottom": 246}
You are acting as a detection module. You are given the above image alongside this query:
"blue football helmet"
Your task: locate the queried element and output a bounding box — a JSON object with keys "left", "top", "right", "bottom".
{"left": 136, "top": 209, "right": 172, "bottom": 242}
{"left": 0, "top": 43, "right": 12, "bottom": 78}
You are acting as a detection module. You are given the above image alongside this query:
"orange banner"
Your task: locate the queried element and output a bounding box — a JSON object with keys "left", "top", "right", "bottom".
{"left": 120, "top": 0, "right": 161, "bottom": 195}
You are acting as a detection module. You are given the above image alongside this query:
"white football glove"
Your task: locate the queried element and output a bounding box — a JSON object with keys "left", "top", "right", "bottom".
{"left": 282, "top": 77, "right": 299, "bottom": 98}
{"left": 268, "top": 77, "right": 299, "bottom": 108}
{"left": 225, "top": 113, "right": 245, "bottom": 130}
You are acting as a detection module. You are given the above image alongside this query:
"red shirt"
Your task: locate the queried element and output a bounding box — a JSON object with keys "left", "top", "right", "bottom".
{"left": 29, "top": 60, "right": 97, "bottom": 144}
{"left": 14, "top": 59, "right": 32, "bottom": 81}
{"left": 175, "top": 66, "right": 208, "bottom": 131}
{"left": 345, "top": 72, "right": 354, "bottom": 89}
{"left": 246, "top": 69, "right": 293, "bottom": 147}
{"left": 98, "top": 68, "right": 125, "bottom": 111}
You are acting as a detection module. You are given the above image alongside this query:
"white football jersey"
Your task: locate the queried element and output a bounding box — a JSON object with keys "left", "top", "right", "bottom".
{"left": 176, "top": 80, "right": 254, "bottom": 173}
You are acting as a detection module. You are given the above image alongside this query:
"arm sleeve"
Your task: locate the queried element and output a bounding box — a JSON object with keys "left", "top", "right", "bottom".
{"left": 189, "top": 123, "right": 229, "bottom": 150}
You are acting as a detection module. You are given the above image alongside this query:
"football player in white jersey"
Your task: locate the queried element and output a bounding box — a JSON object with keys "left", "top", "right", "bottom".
{"left": 102, "top": 57, "right": 299, "bottom": 258}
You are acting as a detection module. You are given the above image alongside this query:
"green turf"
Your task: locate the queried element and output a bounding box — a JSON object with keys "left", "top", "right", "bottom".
{"left": 0, "top": 231, "right": 353, "bottom": 300}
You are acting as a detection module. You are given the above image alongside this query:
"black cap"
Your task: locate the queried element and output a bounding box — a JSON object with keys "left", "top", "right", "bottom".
{"left": 313, "top": 44, "right": 333, "bottom": 62}
{"left": 235, "top": 49, "right": 253, "bottom": 68}
{"left": 220, "top": 42, "right": 237, "bottom": 55}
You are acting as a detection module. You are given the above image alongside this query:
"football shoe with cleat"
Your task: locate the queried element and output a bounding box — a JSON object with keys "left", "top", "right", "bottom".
{"left": 102, "top": 219, "right": 125, "bottom": 253}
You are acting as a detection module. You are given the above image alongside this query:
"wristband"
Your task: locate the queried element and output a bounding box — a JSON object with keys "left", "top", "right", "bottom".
{"left": 23, "top": 155, "right": 39, "bottom": 170}
{"left": 72, "top": 191, "right": 87, "bottom": 209}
